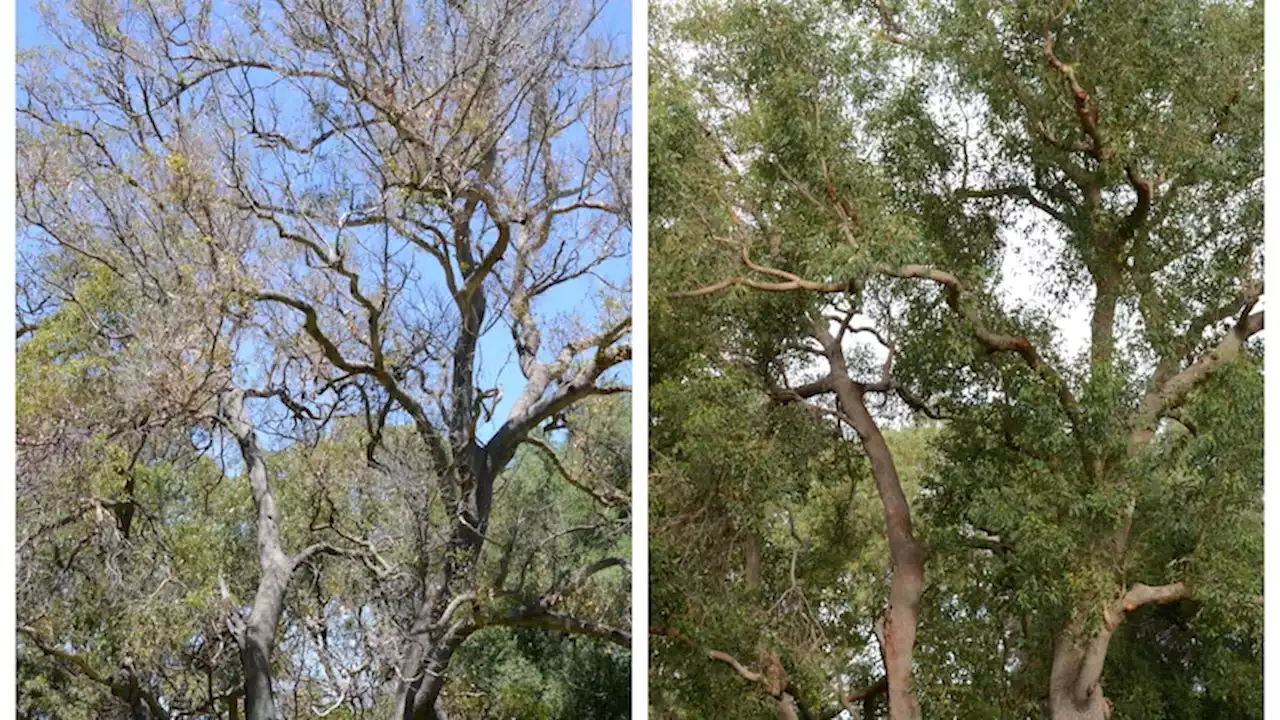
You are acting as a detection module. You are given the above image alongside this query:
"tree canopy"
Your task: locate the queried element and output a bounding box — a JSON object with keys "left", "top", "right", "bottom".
{"left": 16, "top": 0, "right": 631, "bottom": 718}
{"left": 649, "top": 0, "right": 1262, "bottom": 718}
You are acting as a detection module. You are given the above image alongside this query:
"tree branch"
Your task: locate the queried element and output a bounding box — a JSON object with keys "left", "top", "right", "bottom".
{"left": 1130, "top": 308, "right": 1263, "bottom": 450}
{"left": 18, "top": 625, "right": 171, "bottom": 720}
{"left": 523, "top": 436, "right": 630, "bottom": 508}
{"left": 477, "top": 610, "right": 630, "bottom": 648}
{"left": 885, "top": 264, "right": 1094, "bottom": 474}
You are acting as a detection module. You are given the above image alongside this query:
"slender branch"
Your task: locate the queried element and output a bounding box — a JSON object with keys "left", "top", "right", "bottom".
{"left": 885, "top": 264, "right": 1094, "bottom": 474}
{"left": 523, "top": 436, "right": 630, "bottom": 508}
{"left": 1043, "top": 26, "right": 1109, "bottom": 161}
{"left": 18, "top": 625, "right": 171, "bottom": 720}
{"left": 957, "top": 185, "right": 1069, "bottom": 227}
{"left": 672, "top": 274, "right": 852, "bottom": 298}
{"left": 479, "top": 610, "right": 630, "bottom": 647}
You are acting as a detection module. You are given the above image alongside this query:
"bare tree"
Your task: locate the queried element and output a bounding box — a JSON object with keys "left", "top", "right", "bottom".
{"left": 17, "top": 1, "right": 630, "bottom": 717}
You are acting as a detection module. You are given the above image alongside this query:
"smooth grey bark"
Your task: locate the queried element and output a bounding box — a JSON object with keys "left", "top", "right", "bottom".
{"left": 777, "top": 693, "right": 800, "bottom": 720}
{"left": 221, "top": 390, "right": 295, "bottom": 720}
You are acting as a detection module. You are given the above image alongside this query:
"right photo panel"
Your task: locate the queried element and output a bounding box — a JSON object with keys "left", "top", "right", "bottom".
{"left": 648, "top": 1, "right": 1263, "bottom": 719}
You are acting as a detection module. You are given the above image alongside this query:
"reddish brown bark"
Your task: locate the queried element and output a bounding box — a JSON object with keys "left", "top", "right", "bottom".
{"left": 814, "top": 323, "right": 925, "bottom": 720}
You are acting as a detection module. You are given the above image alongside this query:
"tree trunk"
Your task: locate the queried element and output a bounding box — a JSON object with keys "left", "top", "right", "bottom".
{"left": 1090, "top": 278, "right": 1118, "bottom": 370}
{"left": 1048, "top": 634, "right": 1112, "bottom": 720}
{"left": 395, "top": 453, "right": 498, "bottom": 720}
{"left": 777, "top": 692, "right": 800, "bottom": 720}
{"left": 820, "top": 328, "right": 925, "bottom": 720}
{"left": 745, "top": 531, "right": 762, "bottom": 593}
{"left": 1047, "top": 583, "right": 1190, "bottom": 720}
{"left": 223, "top": 391, "right": 294, "bottom": 720}
{"left": 239, "top": 561, "right": 291, "bottom": 720}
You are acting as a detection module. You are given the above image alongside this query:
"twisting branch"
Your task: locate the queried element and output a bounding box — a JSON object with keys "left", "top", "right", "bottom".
{"left": 256, "top": 292, "right": 451, "bottom": 470}
{"left": 884, "top": 264, "right": 1094, "bottom": 474}
{"left": 818, "top": 677, "right": 889, "bottom": 720}
{"left": 1043, "top": 25, "right": 1109, "bottom": 161}
{"left": 651, "top": 625, "right": 883, "bottom": 720}
{"left": 1069, "top": 581, "right": 1194, "bottom": 704}
{"left": 871, "top": 0, "right": 915, "bottom": 47}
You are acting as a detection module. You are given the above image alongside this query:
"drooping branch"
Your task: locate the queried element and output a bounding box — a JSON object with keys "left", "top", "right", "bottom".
{"left": 651, "top": 625, "right": 882, "bottom": 720}
{"left": 18, "top": 625, "right": 171, "bottom": 720}
{"left": 523, "top": 436, "right": 630, "bottom": 508}
{"left": 649, "top": 627, "right": 783, "bottom": 697}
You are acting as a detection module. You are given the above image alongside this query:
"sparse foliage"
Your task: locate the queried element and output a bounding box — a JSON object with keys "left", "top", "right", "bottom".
{"left": 17, "top": 0, "right": 631, "bottom": 717}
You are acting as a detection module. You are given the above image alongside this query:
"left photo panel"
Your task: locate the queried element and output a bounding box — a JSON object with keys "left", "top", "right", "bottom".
{"left": 15, "top": 0, "right": 633, "bottom": 717}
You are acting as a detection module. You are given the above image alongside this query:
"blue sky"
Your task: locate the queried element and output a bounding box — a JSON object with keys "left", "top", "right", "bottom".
{"left": 16, "top": 0, "right": 633, "bottom": 444}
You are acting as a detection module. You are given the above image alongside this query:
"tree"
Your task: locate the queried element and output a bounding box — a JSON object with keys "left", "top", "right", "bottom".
{"left": 649, "top": 0, "right": 1261, "bottom": 718}
{"left": 17, "top": 1, "right": 631, "bottom": 718}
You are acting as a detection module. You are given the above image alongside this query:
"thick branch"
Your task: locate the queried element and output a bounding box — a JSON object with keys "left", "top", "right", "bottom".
{"left": 1130, "top": 309, "right": 1263, "bottom": 451}
{"left": 1071, "top": 582, "right": 1193, "bottom": 702}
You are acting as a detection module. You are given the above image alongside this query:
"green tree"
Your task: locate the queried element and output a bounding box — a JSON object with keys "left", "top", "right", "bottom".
{"left": 649, "top": 0, "right": 1261, "bottom": 718}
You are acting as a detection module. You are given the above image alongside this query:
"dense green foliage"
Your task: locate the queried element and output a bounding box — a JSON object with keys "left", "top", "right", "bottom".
{"left": 650, "top": 0, "right": 1261, "bottom": 717}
